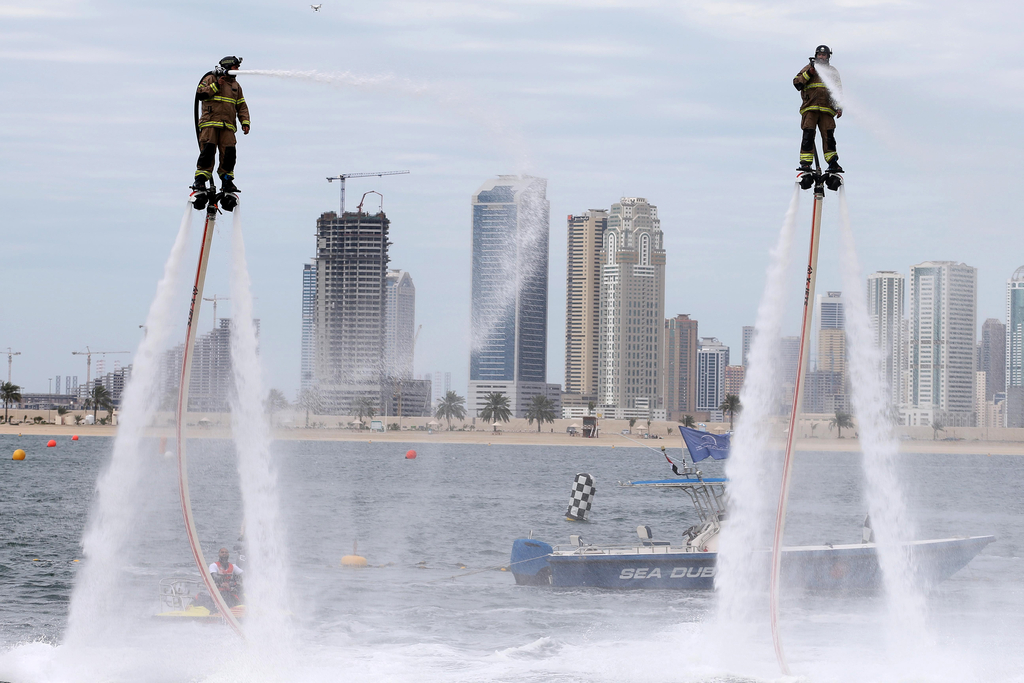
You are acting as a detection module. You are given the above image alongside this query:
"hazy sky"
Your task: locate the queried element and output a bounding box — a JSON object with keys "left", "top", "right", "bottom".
{"left": 2, "top": 0, "right": 1022, "bottom": 399}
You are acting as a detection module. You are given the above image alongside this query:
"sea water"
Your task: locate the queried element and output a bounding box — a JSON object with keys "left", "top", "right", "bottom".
{"left": 0, "top": 436, "right": 1021, "bottom": 682}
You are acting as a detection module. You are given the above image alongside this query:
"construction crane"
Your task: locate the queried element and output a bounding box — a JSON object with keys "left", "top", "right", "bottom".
{"left": 5, "top": 348, "right": 20, "bottom": 383}
{"left": 326, "top": 170, "right": 409, "bottom": 214}
{"left": 203, "top": 294, "right": 230, "bottom": 330}
{"left": 72, "top": 347, "right": 130, "bottom": 386}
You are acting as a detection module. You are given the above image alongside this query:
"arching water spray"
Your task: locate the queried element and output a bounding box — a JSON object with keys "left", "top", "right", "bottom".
{"left": 716, "top": 187, "right": 800, "bottom": 629}
{"left": 227, "top": 209, "right": 293, "bottom": 652}
{"left": 837, "top": 188, "right": 930, "bottom": 653}
{"left": 65, "top": 205, "right": 193, "bottom": 644}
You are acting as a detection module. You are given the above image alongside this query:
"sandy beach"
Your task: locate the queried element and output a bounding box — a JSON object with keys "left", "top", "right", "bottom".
{"left": 2, "top": 421, "right": 1023, "bottom": 455}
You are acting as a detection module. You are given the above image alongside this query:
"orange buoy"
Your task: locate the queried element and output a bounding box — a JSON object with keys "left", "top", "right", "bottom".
{"left": 12, "top": 449, "right": 26, "bottom": 461}
{"left": 47, "top": 440, "right": 56, "bottom": 448}
{"left": 71, "top": 435, "right": 79, "bottom": 441}
{"left": 405, "top": 449, "right": 417, "bottom": 459}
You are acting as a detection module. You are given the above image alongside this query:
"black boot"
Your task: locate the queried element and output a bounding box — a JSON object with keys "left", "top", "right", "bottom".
{"left": 191, "top": 177, "right": 208, "bottom": 193}
{"left": 797, "top": 161, "right": 812, "bottom": 173}
{"left": 827, "top": 159, "right": 844, "bottom": 174}
{"left": 220, "top": 175, "right": 239, "bottom": 193}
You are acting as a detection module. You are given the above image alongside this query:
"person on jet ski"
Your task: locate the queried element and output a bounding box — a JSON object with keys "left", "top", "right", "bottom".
{"left": 209, "top": 547, "right": 244, "bottom": 607}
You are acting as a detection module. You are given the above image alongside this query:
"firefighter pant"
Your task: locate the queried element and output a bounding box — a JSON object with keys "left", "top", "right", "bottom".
{"left": 195, "top": 126, "right": 238, "bottom": 181}
{"left": 800, "top": 111, "right": 838, "bottom": 164}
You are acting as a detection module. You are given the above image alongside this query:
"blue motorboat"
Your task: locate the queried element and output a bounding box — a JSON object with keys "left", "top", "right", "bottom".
{"left": 510, "top": 430, "right": 994, "bottom": 590}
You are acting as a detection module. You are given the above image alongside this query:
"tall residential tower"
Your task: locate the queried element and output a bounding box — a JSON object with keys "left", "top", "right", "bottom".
{"left": 597, "top": 197, "right": 666, "bottom": 418}
{"left": 907, "top": 261, "right": 977, "bottom": 427}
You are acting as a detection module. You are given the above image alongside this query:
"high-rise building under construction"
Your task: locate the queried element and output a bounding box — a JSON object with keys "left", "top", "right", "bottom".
{"left": 313, "top": 210, "right": 390, "bottom": 414}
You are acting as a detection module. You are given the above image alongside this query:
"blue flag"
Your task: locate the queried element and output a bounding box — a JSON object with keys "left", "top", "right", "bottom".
{"left": 679, "top": 426, "right": 731, "bottom": 462}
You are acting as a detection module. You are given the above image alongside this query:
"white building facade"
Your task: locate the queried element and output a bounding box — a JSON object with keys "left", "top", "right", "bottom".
{"left": 596, "top": 197, "right": 666, "bottom": 418}
{"left": 906, "top": 261, "right": 977, "bottom": 427}
{"left": 697, "top": 337, "right": 729, "bottom": 419}
{"left": 867, "top": 271, "right": 905, "bottom": 411}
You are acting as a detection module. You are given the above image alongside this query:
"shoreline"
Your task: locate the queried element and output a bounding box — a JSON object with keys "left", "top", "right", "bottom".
{"left": 1, "top": 423, "right": 1022, "bottom": 455}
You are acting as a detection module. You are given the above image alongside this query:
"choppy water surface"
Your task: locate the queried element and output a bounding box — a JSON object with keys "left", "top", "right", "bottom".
{"left": 0, "top": 434, "right": 1021, "bottom": 682}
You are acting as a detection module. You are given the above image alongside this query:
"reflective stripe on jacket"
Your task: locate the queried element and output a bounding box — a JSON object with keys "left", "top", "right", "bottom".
{"left": 197, "top": 74, "right": 251, "bottom": 133}
{"left": 793, "top": 64, "right": 839, "bottom": 116}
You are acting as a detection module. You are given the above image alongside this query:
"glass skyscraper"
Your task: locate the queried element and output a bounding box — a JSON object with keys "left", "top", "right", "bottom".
{"left": 468, "top": 175, "right": 557, "bottom": 418}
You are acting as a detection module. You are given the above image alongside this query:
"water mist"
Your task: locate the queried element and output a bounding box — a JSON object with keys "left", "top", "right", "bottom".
{"left": 227, "top": 209, "right": 293, "bottom": 654}
{"left": 64, "top": 205, "right": 193, "bottom": 644}
{"left": 836, "top": 189, "right": 930, "bottom": 653}
{"left": 716, "top": 187, "right": 800, "bottom": 629}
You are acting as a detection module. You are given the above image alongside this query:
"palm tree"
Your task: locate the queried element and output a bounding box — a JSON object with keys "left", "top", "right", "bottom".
{"left": 679, "top": 414, "right": 696, "bottom": 429}
{"left": 85, "top": 385, "right": 112, "bottom": 422}
{"left": 1, "top": 382, "right": 22, "bottom": 423}
{"left": 829, "top": 410, "right": 854, "bottom": 438}
{"left": 930, "top": 416, "right": 945, "bottom": 441}
{"left": 264, "top": 388, "right": 289, "bottom": 424}
{"left": 719, "top": 394, "right": 742, "bottom": 431}
{"left": 298, "top": 388, "right": 320, "bottom": 428}
{"left": 525, "top": 395, "right": 556, "bottom": 433}
{"left": 478, "top": 392, "right": 512, "bottom": 425}
{"left": 628, "top": 417, "right": 637, "bottom": 433}
{"left": 352, "top": 397, "right": 377, "bottom": 428}
{"left": 587, "top": 401, "right": 596, "bottom": 416}
{"left": 435, "top": 391, "right": 467, "bottom": 431}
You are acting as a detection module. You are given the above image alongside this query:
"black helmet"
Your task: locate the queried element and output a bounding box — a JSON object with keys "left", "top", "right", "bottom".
{"left": 814, "top": 45, "right": 832, "bottom": 58}
{"left": 219, "top": 55, "right": 242, "bottom": 70}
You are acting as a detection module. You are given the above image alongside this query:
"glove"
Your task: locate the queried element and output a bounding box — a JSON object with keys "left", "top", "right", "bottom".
{"left": 242, "top": 124, "right": 250, "bottom": 135}
{"left": 807, "top": 65, "right": 816, "bottom": 76}
{"left": 217, "top": 75, "right": 229, "bottom": 89}
{"left": 836, "top": 110, "right": 843, "bottom": 118}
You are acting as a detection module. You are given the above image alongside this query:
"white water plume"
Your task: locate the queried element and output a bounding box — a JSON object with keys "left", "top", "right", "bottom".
{"left": 836, "top": 188, "right": 930, "bottom": 654}
{"left": 65, "top": 204, "right": 193, "bottom": 644}
{"left": 814, "top": 60, "right": 844, "bottom": 112}
{"left": 237, "top": 68, "right": 530, "bottom": 171}
{"left": 715, "top": 186, "right": 800, "bottom": 627}
{"left": 469, "top": 176, "right": 549, "bottom": 357}
{"left": 227, "top": 209, "right": 294, "bottom": 654}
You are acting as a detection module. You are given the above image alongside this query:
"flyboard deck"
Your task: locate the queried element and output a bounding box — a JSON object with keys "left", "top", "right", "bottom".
{"left": 175, "top": 199, "right": 244, "bottom": 636}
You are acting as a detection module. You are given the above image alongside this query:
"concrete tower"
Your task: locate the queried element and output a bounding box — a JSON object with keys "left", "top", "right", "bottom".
{"left": 907, "top": 261, "right": 977, "bottom": 427}
{"left": 597, "top": 197, "right": 667, "bottom": 418}
{"left": 564, "top": 210, "right": 608, "bottom": 403}
{"left": 867, "top": 271, "right": 905, "bottom": 410}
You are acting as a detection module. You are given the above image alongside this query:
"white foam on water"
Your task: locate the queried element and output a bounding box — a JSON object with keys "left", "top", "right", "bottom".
{"left": 836, "top": 187, "right": 931, "bottom": 659}
{"left": 227, "top": 208, "right": 295, "bottom": 660}
{"left": 715, "top": 186, "right": 800, "bottom": 632}
{"left": 63, "top": 204, "right": 193, "bottom": 646}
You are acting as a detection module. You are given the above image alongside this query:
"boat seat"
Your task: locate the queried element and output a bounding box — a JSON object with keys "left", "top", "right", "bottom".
{"left": 637, "top": 525, "right": 671, "bottom": 547}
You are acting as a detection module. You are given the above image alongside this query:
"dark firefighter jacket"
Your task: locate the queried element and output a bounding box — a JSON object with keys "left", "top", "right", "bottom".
{"left": 793, "top": 63, "right": 841, "bottom": 116}
{"left": 197, "top": 74, "right": 250, "bottom": 133}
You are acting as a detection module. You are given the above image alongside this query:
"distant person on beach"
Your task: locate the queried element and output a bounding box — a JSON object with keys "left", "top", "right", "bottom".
{"left": 794, "top": 45, "right": 844, "bottom": 174}
{"left": 209, "top": 547, "right": 244, "bottom": 607}
{"left": 192, "top": 56, "right": 250, "bottom": 194}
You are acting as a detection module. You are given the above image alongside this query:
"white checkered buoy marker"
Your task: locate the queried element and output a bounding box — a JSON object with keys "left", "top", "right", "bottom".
{"left": 565, "top": 473, "right": 596, "bottom": 521}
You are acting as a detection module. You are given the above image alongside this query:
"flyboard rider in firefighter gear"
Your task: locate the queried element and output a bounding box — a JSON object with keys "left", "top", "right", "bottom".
{"left": 794, "top": 45, "right": 844, "bottom": 174}
{"left": 191, "top": 56, "right": 250, "bottom": 195}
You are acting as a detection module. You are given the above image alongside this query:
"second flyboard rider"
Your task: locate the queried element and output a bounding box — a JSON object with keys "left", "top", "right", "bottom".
{"left": 190, "top": 56, "right": 250, "bottom": 202}
{"left": 794, "top": 45, "right": 844, "bottom": 174}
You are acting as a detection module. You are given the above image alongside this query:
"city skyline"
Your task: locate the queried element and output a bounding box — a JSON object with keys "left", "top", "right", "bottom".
{"left": 5, "top": 4, "right": 1024, "bottom": 402}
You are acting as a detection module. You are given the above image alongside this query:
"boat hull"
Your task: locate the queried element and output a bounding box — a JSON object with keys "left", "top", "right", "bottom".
{"left": 511, "top": 536, "right": 995, "bottom": 590}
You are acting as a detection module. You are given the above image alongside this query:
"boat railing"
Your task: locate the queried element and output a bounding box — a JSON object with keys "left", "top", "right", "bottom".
{"left": 159, "top": 577, "right": 204, "bottom": 611}
{"left": 619, "top": 478, "right": 727, "bottom": 524}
